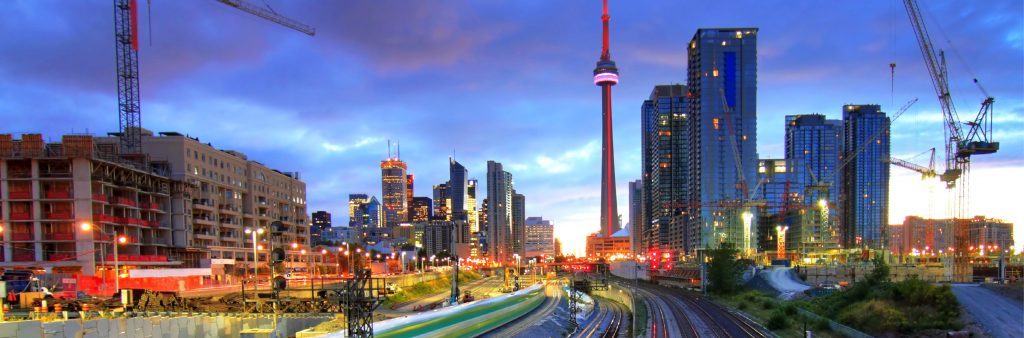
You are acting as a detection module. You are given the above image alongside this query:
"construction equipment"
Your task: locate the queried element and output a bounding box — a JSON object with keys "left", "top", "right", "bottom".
{"left": 111, "top": 0, "right": 313, "bottom": 153}
{"left": 903, "top": 0, "right": 998, "bottom": 281}
{"left": 884, "top": 148, "right": 937, "bottom": 180}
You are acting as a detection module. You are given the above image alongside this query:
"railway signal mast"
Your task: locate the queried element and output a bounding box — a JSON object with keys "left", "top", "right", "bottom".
{"left": 903, "top": 0, "right": 998, "bottom": 280}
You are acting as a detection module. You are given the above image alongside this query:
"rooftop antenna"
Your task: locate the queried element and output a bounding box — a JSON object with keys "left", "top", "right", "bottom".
{"left": 387, "top": 139, "right": 392, "bottom": 159}
{"left": 396, "top": 140, "right": 400, "bottom": 160}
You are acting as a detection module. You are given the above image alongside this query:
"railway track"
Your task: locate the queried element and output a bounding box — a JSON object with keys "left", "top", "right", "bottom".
{"left": 479, "top": 284, "right": 562, "bottom": 337}
{"left": 652, "top": 283, "right": 770, "bottom": 338}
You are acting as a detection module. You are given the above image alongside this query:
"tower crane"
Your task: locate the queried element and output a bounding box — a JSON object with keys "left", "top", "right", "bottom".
{"left": 113, "top": 0, "right": 314, "bottom": 154}
{"left": 883, "top": 148, "right": 937, "bottom": 180}
{"left": 903, "top": 0, "right": 998, "bottom": 281}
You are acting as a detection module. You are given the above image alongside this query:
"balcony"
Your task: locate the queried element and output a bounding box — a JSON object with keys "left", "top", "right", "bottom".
{"left": 113, "top": 197, "right": 137, "bottom": 207}
{"left": 11, "top": 233, "right": 33, "bottom": 241}
{"left": 9, "top": 212, "right": 32, "bottom": 221}
{"left": 12, "top": 254, "right": 34, "bottom": 262}
{"left": 142, "top": 202, "right": 162, "bottom": 210}
{"left": 43, "top": 191, "right": 71, "bottom": 199}
{"left": 47, "top": 253, "right": 74, "bottom": 262}
{"left": 8, "top": 191, "right": 32, "bottom": 200}
{"left": 94, "top": 214, "right": 118, "bottom": 224}
{"left": 92, "top": 194, "right": 108, "bottom": 203}
{"left": 44, "top": 211, "right": 73, "bottom": 220}
{"left": 48, "top": 233, "right": 74, "bottom": 241}
{"left": 105, "top": 255, "right": 168, "bottom": 262}
{"left": 146, "top": 220, "right": 162, "bottom": 228}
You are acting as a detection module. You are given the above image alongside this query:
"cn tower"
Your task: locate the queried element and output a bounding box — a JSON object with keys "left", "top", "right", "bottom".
{"left": 594, "top": 0, "right": 620, "bottom": 237}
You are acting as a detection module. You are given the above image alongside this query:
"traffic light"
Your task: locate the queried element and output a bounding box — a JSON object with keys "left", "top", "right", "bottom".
{"left": 272, "top": 248, "right": 286, "bottom": 264}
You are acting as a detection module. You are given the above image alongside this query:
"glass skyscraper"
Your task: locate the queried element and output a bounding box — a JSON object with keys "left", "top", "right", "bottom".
{"left": 687, "top": 28, "right": 759, "bottom": 252}
{"left": 785, "top": 114, "right": 842, "bottom": 251}
{"left": 641, "top": 84, "right": 691, "bottom": 256}
{"left": 840, "top": 104, "right": 890, "bottom": 249}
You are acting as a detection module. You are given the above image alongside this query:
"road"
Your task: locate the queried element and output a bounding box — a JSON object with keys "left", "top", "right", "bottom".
{"left": 761, "top": 267, "right": 811, "bottom": 299}
{"left": 952, "top": 284, "right": 1024, "bottom": 338}
{"left": 633, "top": 281, "right": 771, "bottom": 338}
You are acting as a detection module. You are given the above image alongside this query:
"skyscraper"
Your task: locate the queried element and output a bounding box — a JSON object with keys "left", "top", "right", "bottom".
{"left": 467, "top": 179, "right": 479, "bottom": 233}
{"left": 841, "top": 104, "right": 890, "bottom": 249}
{"left": 687, "top": 28, "right": 759, "bottom": 252}
{"left": 410, "top": 197, "right": 433, "bottom": 222}
{"left": 311, "top": 211, "right": 332, "bottom": 244}
{"left": 432, "top": 183, "right": 450, "bottom": 221}
{"left": 754, "top": 159, "right": 799, "bottom": 253}
{"left": 785, "top": 114, "right": 842, "bottom": 251}
{"left": 641, "top": 84, "right": 691, "bottom": 256}
{"left": 486, "top": 161, "right": 514, "bottom": 262}
{"left": 381, "top": 156, "right": 408, "bottom": 228}
{"left": 406, "top": 174, "right": 415, "bottom": 222}
{"left": 594, "top": 0, "right": 622, "bottom": 237}
{"left": 628, "top": 180, "right": 643, "bottom": 255}
{"left": 348, "top": 194, "right": 381, "bottom": 239}
{"left": 449, "top": 159, "right": 468, "bottom": 222}
{"left": 512, "top": 191, "right": 526, "bottom": 257}
{"left": 524, "top": 217, "right": 555, "bottom": 258}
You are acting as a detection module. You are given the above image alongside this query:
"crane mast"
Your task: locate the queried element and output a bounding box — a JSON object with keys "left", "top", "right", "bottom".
{"left": 114, "top": 0, "right": 143, "bottom": 154}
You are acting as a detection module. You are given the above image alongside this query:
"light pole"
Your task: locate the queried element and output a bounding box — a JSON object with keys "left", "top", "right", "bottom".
{"left": 244, "top": 227, "right": 265, "bottom": 291}
{"left": 82, "top": 222, "right": 126, "bottom": 293}
{"left": 341, "top": 242, "right": 352, "bottom": 276}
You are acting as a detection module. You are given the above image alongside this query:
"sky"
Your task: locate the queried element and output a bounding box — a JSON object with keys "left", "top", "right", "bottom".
{"left": 1, "top": 1, "right": 1022, "bottom": 256}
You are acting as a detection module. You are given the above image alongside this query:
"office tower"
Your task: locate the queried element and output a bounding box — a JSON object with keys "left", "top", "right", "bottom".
{"left": 512, "top": 191, "right": 526, "bottom": 257}
{"left": 467, "top": 179, "right": 479, "bottom": 233}
{"left": 311, "top": 211, "right": 332, "bottom": 244}
{"left": 423, "top": 220, "right": 454, "bottom": 257}
{"left": 380, "top": 155, "right": 408, "bottom": 228}
{"left": 432, "top": 183, "right": 450, "bottom": 221}
{"left": 486, "top": 161, "right": 513, "bottom": 262}
{"left": 641, "top": 84, "right": 691, "bottom": 256}
{"left": 593, "top": 0, "right": 622, "bottom": 237}
{"left": 785, "top": 114, "right": 842, "bottom": 251}
{"left": 554, "top": 238, "right": 563, "bottom": 257}
{"left": 479, "top": 198, "right": 489, "bottom": 256}
{"left": 841, "top": 104, "right": 890, "bottom": 249}
{"left": 406, "top": 174, "right": 415, "bottom": 222}
{"left": 410, "top": 197, "right": 432, "bottom": 222}
{"left": 449, "top": 159, "right": 468, "bottom": 222}
{"left": 687, "top": 28, "right": 759, "bottom": 252}
{"left": 348, "top": 194, "right": 381, "bottom": 235}
{"left": 524, "top": 217, "right": 555, "bottom": 258}
{"left": 628, "top": 180, "right": 643, "bottom": 255}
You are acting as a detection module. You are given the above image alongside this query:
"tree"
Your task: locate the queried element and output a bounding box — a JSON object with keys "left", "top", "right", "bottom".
{"left": 707, "top": 242, "right": 744, "bottom": 294}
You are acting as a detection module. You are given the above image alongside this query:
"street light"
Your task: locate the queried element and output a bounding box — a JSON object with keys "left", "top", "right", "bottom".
{"left": 244, "top": 227, "right": 265, "bottom": 291}
{"left": 82, "top": 222, "right": 127, "bottom": 293}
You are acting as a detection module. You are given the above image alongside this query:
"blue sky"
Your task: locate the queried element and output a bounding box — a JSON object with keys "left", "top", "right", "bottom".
{"left": 2, "top": 1, "right": 1021, "bottom": 255}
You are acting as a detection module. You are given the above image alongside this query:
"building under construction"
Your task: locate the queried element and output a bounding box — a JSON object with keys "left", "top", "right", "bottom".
{"left": 0, "top": 131, "right": 309, "bottom": 294}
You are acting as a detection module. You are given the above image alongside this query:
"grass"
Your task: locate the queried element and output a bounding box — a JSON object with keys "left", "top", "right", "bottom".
{"left": 712, "top": 290, "right": 843, "bottom": 338}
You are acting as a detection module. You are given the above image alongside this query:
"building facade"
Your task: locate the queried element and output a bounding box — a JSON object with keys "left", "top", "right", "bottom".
{"left": 422, "top": 220, "right": 454, "bottom": 257}
{"left": 641, "top": 84, "right": 691, "bottom": 257}
{"left": 311, "top": 211, "right": 331, "bottom": 245}
{"left": 628, "top": 179, "right": 642, "bottom": 255}
{"left": 486, "top": 161, "right": 513, "bottom": 263}
{"left": 840, "top": 104, "right": 890, "bottom": 249}
{"left": 410, "top": 197, "right": 432, "bottom": 222}
{"left": 348, "top": 194, "right": 381, "bottom": 236}
{"left": 380, "top": 158, "right": 408, "bottom": 228}
{"left": 687, "top": 28, "right": 759, "bottom": 252}
{"left": 524, "top": 217, "right": 554, "bottom": 258}
{"left": 432, "top": 183, "right": 450, "bottom": 221}
{"left": 511, "top": 192, "right": 526, "bottom": 257}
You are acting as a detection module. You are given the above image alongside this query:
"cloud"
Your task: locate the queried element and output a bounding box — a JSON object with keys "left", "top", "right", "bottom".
{"left": 322, "top": 137, "right": 382, "bottom": 153}
{"left": 535, "top": 141, "right": 600, "bottom": 174}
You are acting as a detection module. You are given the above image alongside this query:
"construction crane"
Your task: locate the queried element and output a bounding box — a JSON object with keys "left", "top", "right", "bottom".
{"left": 903, "top": 0, "right": 998, "bottom": 281}
{"left": 112, "top": 0, "right": 314, "bottom": 154}
{"left": 215, "top": 0, "right": 316, "bottom": 36}
{"left": 883, "top": 148, "right": 937, "bottom": 180}
{"left": 837, "top": 98, "right": 918, "bottom": 171}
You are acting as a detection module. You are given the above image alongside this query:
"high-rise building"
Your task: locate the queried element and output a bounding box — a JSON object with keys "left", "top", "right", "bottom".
{"left": 785, "top": 114, "right": 842, "bottom": 252}
{"left": 449, "top": 159, "right": 468, "bottom": 222}
{"left": 554, "top": 237, "right": 563, "bottom": 257}
{"left": 432, "top": 183, "right": 450, "bottom": 221}
{"left": 840, "top": 104, "right": 890, "bottom": 249}
{"left": 311, "top": 211, "right": 332, "bottom": 244}
{"left": 380, "top": 156, "right": 408, "bottom": 228}
{"left": 524, "top": 217, "right": 554, "bottom": 258}
{"left": 348, "top": 194, "right": 381, "bottom": 236}
{"left": 467, "top": 179, "right": 479, "bottom": 233}
{"left": 406, "top": 174, "right": 415, "bottom": 222}
{"left": 486, "top": 161, "right": 513, "bottom": 262}
{"left": 622, "top": 179, "right": 638, "bottom": 254}
{"left": 640, "top": 84, "right": 691, "bottom": 256}
{"left": 593, "top": 0, "right": 622, "bottom": 237}
{"left": 422, "top": 220, "right": 454, "bottom": 257}
{"left": 512, "top": 191, "right": 526, "bottom": 257}
{"left": 479, "top": 198, "right": 489, "bottom": 256}
{"left": 686, "top": 28, "right": 759, "bottom": 252}
{"left": 754, "top": 159, "right": 801, "bottom": 254}
{"left": 410, "top": 197, "right": 432, "bottom": 222}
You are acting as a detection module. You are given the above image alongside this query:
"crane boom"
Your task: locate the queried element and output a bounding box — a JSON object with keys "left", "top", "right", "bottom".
{"left": 216, "top": 0, "right": 316, "bottom": 36}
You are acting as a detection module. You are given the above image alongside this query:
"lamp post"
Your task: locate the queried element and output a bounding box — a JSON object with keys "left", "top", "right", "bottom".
{"left": 244, "top": 227, "right": 265, "bottom": 291}
{"left": 341, "top": 242, "right": 352, "bottom": 276}
{"left": 82, "top": 222, "right": 127, "bottom": 293}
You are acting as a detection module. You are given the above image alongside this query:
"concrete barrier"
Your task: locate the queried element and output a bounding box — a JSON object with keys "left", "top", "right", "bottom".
{"left": 0, "top": 313, "right": 330, "bottom": 338}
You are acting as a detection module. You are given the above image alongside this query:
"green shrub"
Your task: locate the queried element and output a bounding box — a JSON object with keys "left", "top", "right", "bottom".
{"left": 782, "top": 304, "right": 797, "bottom": 316}
{"left": 766, "top": 310, "right": 790, "bottom": 330}
{"left": 761, "top": 299, "right": 775, "bottom": 310}
{"left": 814, "top": 317, "right": 831, "bottom": 332}
{"left": 836, "top": 300, "right": 908, "bottom": 333}
{"left": 737, "top": 301, "right": 748, "bottom": 310}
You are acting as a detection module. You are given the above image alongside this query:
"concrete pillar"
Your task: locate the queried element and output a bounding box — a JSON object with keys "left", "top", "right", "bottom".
{"left": 74, "top": 158, "right": 96, "bottom": 276}
{"left": 1, "top": 160, "right": 10, "bottom": 263}
{"left": 31, "top": 159, "right": 42, "bottom": 261}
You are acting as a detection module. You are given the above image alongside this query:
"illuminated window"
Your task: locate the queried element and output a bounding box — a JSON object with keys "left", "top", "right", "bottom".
{"left": 713, "top": 118, "right": 720, "bottom": 129}
{"left": 712, "top": 68, "right": 719, "bottom": 77}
